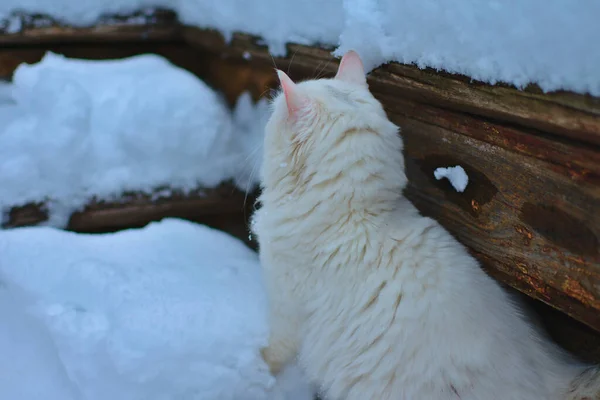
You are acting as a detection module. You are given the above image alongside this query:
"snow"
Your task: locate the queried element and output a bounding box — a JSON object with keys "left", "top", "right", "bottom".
{"left": 0, "top": 286, "right": 80, "bottom": 400}
{"left": 0, "top": 52, "right": 269, "bottom": 227}
{"left": 1, "top": 2, "right": 599, "bottom": 95}
{"left": 176, "top": 0, "right": 342, "bottom": 56}
{"left": 434, "top": 165, "right": 469, "bottom": 193}
{"left": 0, "top": 218, "right": 313, "bottom": 400}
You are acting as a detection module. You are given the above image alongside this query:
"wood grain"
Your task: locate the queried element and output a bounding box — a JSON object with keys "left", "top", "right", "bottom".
{"left": 0, "top": 42, "right": 213, "bottom": 79}
{"left": 398, "top": 113, "right": 600, "bottom": 329}
{"left": 0, "top": 9, "right": 180, "bottom": 45}
{"left": 183, "top": 27, "right": 600, "bottom": 146}
{"left": 4, "top": 184, "right": 250, "bottom": 233}
{"left": 2, "top": 18, "right": 598, "bottom": 143}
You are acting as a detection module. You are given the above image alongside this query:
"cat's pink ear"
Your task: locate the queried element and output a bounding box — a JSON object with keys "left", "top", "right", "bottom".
{"left": 335, "top": 50, "right": 367, "bottom": 86}
{"left": 276, "top": 70, "right": 308, "bottom": 116}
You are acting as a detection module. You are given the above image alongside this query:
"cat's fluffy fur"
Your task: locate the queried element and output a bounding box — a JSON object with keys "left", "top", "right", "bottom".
{"left": 251, "top": 51, "right": 600, "bottom": 400}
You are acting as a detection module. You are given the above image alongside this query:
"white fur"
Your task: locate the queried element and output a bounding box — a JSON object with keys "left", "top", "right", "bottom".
{"left": 252, "top": 58, "right": 598, "bottom": 399}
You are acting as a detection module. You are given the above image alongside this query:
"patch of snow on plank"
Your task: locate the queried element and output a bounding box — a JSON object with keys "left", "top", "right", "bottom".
{"left": 0, "top": 52, "right": 267, "bottom": 227}
{"left": 0, "top": 218, "right": 313, "bottom": 400}
{"left": 434, "top": 165, "right": 469, "bottom": 193}
{"left": 0, "top": 1, "right": 598, "bottom": 95}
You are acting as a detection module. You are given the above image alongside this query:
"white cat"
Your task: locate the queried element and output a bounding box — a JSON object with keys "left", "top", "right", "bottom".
{"left": 251, "top": 50, "right": 600, "bottom": 400}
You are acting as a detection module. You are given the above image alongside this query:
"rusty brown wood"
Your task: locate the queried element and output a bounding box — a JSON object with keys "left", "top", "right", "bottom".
{"left": 0, "top": 42, "right": 215, "bottom": 81}
{"left": 4, "top": 184, "right": 250, "bottom": 233}
{"left": 182, "top": 27, "right": 600, "bottom": 146}
{"left": 397, "top": 110, "right": 600, "bottom": 332}
{"left": 0, "top": 9, "right": 181, "bottom": 46}
{"left": 2, "top": 20, "right": 598, "bottom": 144}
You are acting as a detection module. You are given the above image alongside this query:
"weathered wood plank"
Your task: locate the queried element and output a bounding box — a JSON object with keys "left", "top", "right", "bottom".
{"left": 0, "top": 44, "right": 276, "bottom": 114}
{"left": 182, "top": 28, "right": 600, "bottom": 332}
{"left": 397, "top": 113, "right": 600, "bottom": 330}
{"left": 2, "top": 17, "right": 598, "bottom": 143}
{"left": 0, "top": 42, "right": 213, "bottom": 79}
{"left": 3, "top": 184, "right": 249, "bottom": 233}
{"left": 183, "top": 27, "right": 600, "bottom": 146}
{"left": 0, "top": 9, "right": 180, "bottom": 45}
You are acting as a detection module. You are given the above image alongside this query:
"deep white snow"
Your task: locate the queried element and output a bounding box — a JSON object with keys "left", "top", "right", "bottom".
{"left": 434, "top": 165, "right": 469, "bottom": 193}
{"left": 1, "top": 1, "right": 598, "bottom": 95}
{"left": 0, "top": 218, "right": 313, "bottom": 400}
{"left": 0, "top": 52, "right": 269, "bottom": 227}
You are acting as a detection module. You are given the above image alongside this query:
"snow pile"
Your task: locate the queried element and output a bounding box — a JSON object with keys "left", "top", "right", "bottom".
{"left": 1, "top": 1, "right": 599, "bottom": 95}
{"left": 434, "top": 165, "right": 469, "bottom": 193}
{"left": 0, "top": 218, "right": 313, "bottom": 400}
{"left": 0, "top": 286, "right": 80, "bottom": 400}
{"left": 0, "top": 52, "right": 269, "bottom": 227}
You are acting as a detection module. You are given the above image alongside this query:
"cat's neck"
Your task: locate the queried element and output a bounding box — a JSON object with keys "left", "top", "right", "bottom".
{"left": 260, "top": 162, "right": 406, "bottom": 227}
{"left": 260, "top": 120, "right": 408, "bottom": 230}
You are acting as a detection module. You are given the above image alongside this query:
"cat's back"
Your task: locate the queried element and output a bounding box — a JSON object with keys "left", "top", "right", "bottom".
{"left": 299, "top": 207, "right": 572, "bottom": 400}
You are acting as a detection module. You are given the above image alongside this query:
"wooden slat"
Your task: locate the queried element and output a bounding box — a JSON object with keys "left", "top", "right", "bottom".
{"left": 183, "top": 27, "right": 600, "bottom": 147}
{"left": 2, "top": 16, "right": 598, "bottom": 144}
{"left": 398, "top": 113, "right": 600, "bottom": 330}
{"left": 182, "top": 27, "right": 600, "bottom": 332}
{"left": 0, "top": 42, "right": 220, "bottom": 84}
{"left": 0, "top": 9, "right": 181, "bottom": 45}
{"left": 3, "top": 184, "right": 249, "bottom": 233}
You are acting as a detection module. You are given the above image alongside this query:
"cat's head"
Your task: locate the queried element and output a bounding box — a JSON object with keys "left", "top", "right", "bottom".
{"left": 261, "top": 51, "right": 406, "bottom": 196}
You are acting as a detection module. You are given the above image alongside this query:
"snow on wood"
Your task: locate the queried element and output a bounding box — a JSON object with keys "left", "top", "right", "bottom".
{"left": 0, "top": 52, "right": 268, "bottom": 228}
{"left": 1, "top": 1, "right": 599, "bottom": 95}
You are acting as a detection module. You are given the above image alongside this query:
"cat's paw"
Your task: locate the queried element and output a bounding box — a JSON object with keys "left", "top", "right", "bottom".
{"left": 261, "top": 346, "right": 285, "bottom": 376}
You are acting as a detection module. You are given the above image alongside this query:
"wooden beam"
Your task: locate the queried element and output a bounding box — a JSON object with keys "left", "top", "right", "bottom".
{"left": 0, "top": 42, "right": 216, "bottom": 82}
{"left": 4, "top": 184, "right": 250, "bottom": 233}
{"left": 0, "top": 9, "right": 181, "bottom": 46}
{"left": 1, "top": 16, "right": 598, "bottom": 144}
{"left": 183, "top": 27, "right": 600, "bottom": 332}
{"left": 398, "top": 112, "right": 599, "bottom": 330}
{"left": 183, "top": 27, "right": 600, "bottom": 147}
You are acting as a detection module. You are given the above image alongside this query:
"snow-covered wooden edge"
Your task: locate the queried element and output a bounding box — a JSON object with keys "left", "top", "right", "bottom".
{"left": 1, "top": 12, "right": 597, "bottom": 144}
{"left": 0, "top": 9, "right": 180, "bottom": 45}
{"left": 181, "top": 27, "right": 600, "bottom": 333}
{"left": 3, "top": 184, "right": 251, "bottom": 233}
{"left": 182, "top": 28, "right": 600, "bottom": 146}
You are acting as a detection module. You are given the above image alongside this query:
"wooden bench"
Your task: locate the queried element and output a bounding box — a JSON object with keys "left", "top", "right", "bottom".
{"left": 1, "top": 10, "right": 598, "bottom": 361}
